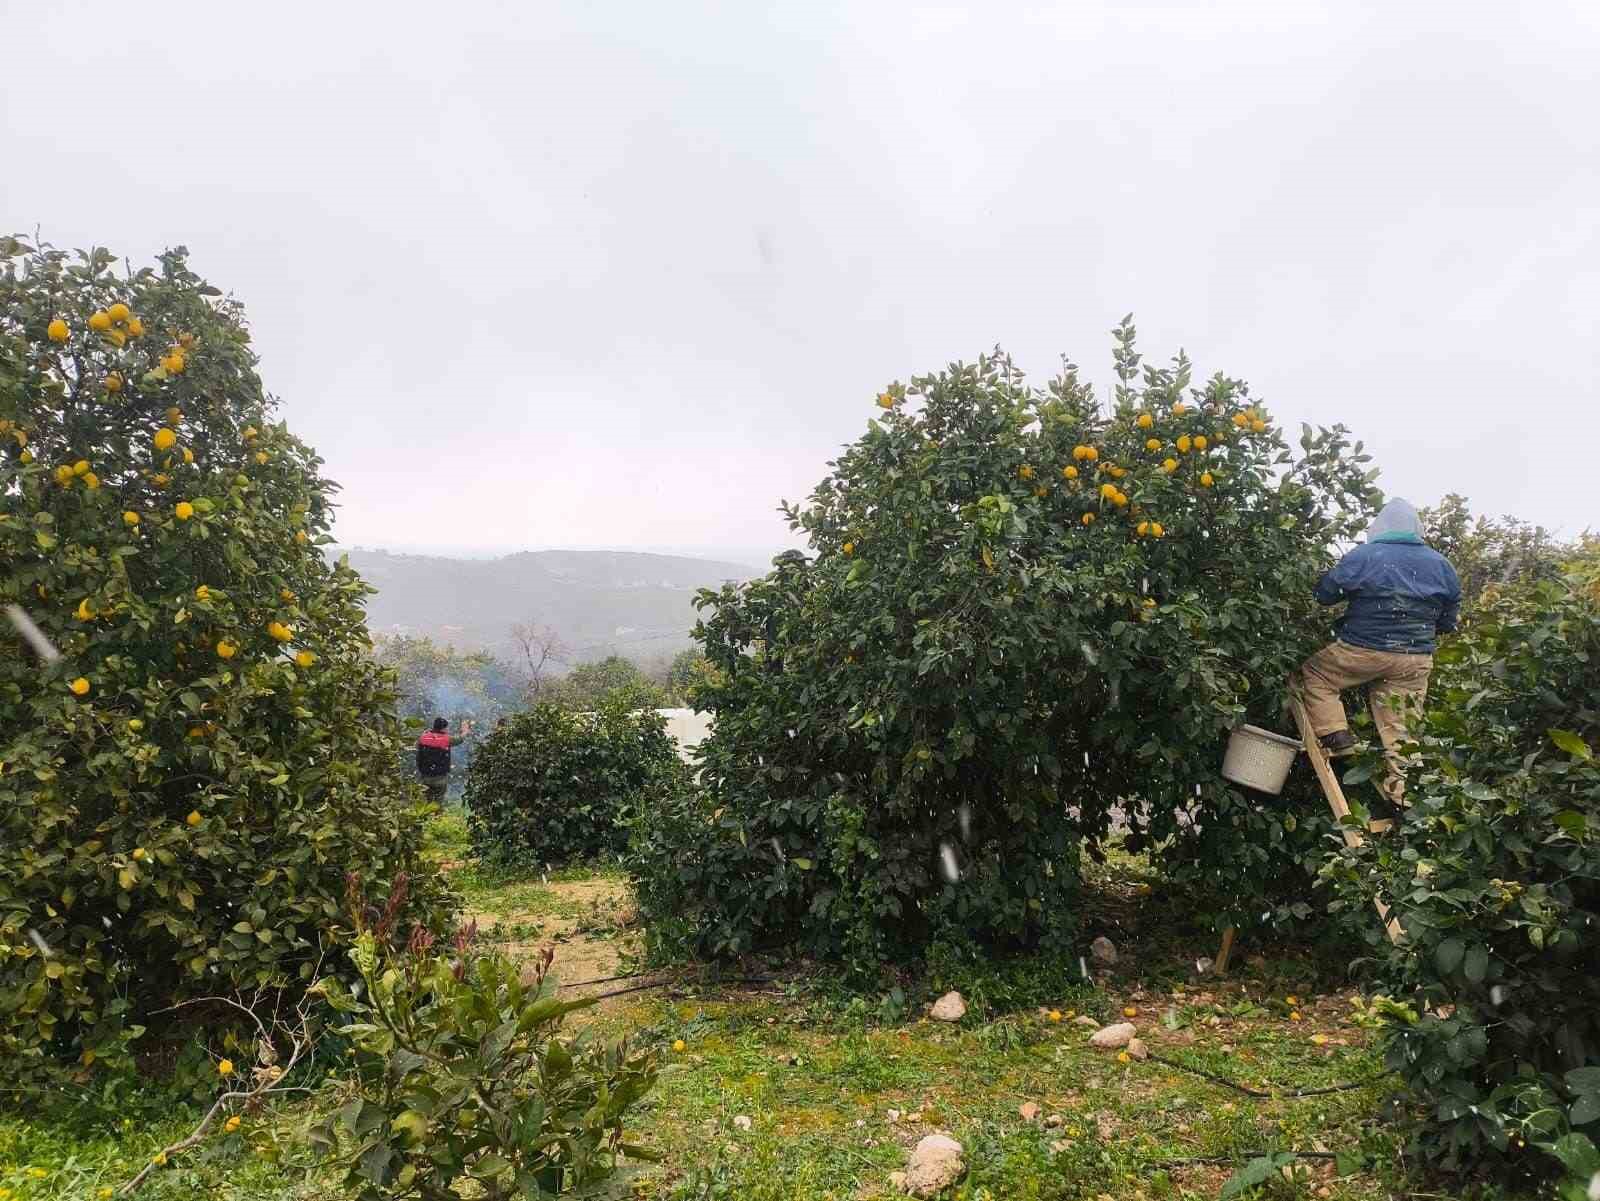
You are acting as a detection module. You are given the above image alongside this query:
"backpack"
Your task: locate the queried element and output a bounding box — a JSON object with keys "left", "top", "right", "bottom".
{"left": 416, "top": 730, "right": 452, "bottom": 776}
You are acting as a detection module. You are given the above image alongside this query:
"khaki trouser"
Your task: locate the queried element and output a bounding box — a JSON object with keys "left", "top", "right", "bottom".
{"left": 1295, "top": 641, "right": 1432, "bottom": 807}
{"left": 422, "top": 775, "right": 449, "bottom": 803}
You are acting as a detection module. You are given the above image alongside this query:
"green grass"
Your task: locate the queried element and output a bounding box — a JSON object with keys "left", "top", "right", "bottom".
{"left": 0, "top": 843, "right": 1526, "bottom": 1200}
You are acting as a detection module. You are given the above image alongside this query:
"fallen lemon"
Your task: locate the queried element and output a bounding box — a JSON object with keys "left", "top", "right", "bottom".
{"left": 218, "top": 1058, "right": 234, "bottom": 1076}
{"left": 672, "top": 1039, "right": 686, "bottom": 1052}
{"left": 1123, "top": 1006, "right": 1138, "bottom": 1017}
{"left": 1117, "top": 1051, "right": 1131, "bottom": 1064}
{"left": 1289, "top": 1011, "right": 1302, "bottom": 1022}
{"left": 225, "top": 1116, "right": 241, "bottom": 1133}
{"left": 1048, "top": 1009, "right": 1062, "bottom": 1022}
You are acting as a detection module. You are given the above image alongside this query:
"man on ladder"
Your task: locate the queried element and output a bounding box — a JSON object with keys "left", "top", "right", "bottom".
{"left": 1293, "top": 498, "right": 1462, "bottom": 825}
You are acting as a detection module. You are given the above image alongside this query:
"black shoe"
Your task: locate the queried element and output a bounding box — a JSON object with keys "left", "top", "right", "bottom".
{"left": 1319, "top": 730, "right": 1358, "bottom": 757}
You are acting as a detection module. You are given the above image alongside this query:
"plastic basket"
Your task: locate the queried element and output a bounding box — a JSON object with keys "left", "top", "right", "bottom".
{"left": 1222, "top": 724, "right": 1303, "bottom": 795}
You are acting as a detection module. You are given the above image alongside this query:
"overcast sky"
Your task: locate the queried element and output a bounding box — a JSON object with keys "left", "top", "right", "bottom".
{"left": 5, "top": 2, "right": 1596, "bottom": 559}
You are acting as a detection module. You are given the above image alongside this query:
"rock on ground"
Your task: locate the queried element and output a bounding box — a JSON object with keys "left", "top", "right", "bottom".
{"left": 1088, "top": 1022, "right": 1137, "bottom": 1049}
{"left": 1018, "top": 1102, "right": 1040, "bottom": 1122}
{"left": 1090, "top": 936, "right": 1119, "bottom": 965}
{"left": 903, "top": 1134, "right": 966, "bottom": 1197}
{"left": 1127, "top": 1037, "right": 1150, "bottom": 1061}
{"left": 1072, "top": 1015, "right": 1101, "bottom": 1029}
{"left": 928, "top": 991, "right": 967, "bottom": 1022}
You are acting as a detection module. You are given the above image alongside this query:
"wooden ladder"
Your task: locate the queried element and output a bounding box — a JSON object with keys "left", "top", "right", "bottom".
{"left": 1212, "top": 699, "right": 1401, "bottom": 973}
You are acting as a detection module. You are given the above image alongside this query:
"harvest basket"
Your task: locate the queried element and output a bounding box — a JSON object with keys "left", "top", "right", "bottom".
{"left": 1222, "top": 724, "right": 1302, "bottom": 795}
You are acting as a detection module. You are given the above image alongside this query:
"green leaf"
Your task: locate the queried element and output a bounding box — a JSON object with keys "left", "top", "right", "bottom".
{"left": 1463, "top": 944, "right": 1488, "bottom": 984}
{"left": 1549, "top": 729, "right": 1592, "bottom": 760}
{"left": 1434, "top": 937, "right": 1466, "bottom": 976}
{"left": 1220, "top": 1152, "right": 1296, "bottom": 1199}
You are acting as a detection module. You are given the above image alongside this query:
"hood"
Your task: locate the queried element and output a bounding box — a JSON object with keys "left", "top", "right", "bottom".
{"left": 1367, "top": 498, "right": 1424, "bottom": 545}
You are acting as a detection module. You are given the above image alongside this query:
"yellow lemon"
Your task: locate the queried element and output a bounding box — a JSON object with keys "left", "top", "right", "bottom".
{"left": 1172, "top": 402, "right": 1188, "bottom": 416}
{"left": 151, "top": 1153, "right": 166, "bottom": 1166}
{"left": 842, "top": 541, "right": 854, "bottom": 555}
{"left": 1289, "top": 1011, "right": 1302, "bottom": 1022}
{"left": 1150, "top": 522, "right": 1165, "bottom": 538}
{"left": 1193, "top": 434, "right": 1207, "bottom": 451}
{"left": 1072, "top": 445, "right": 1088, "bottom": 461}
{"left": 128, "top": 719, "right": 144, "bottom": 732}
{"left": 1113, "top": 491, "right": 1128, "bottom": 507}
{"left": 877, "top": 392, "right": 895, "bottom": 409}
{"left": 54, "top": 464, "right": 75, "bottom": 485}
{"left": 267, "top": 621, "right": 293, "bottom": 642}
{"left": 1018, "top": 465, "right": 1034, "bottom": 480}
{"left": 1142, "top": 597, "right": 1156, "bottom": 609}
{"left": 225, "top": 1116, "right": 241, "bottom": 1133}
{"left": 218, "top": 1058, "right": 234, "bottom": 1076}
{"left": 132, "top": 848, "right": 146, "bottom": 861}
{"left": 1251, "top": 419, "right": 1266, "bottom": 433}
{"left": 182, "top": 448, "right": 195, "bottom": 463}
{"left": 153, "top": 428, "right": 177, "bottom": 452}
{"left": 151, "top": 472, "right": 170, "bottom": 487}
{"left": 279, "top": 588, "right": 295, "bottom": 602}
{"left": 89, "top": 310, "right": 113, "bottom": 332}
{"left": 126, "top": 316, "right": 145, "bottom": 337}
{"left": 295, "top": 650, "right": 316, "bottom": 668}
{"left": 216, "top": 641, "right": 237, "bottom": 659}
{"left": 1233, "top": 412, "right": 1249, "bottom": 428}
{"left": 122, "top": 510, "right": 140, "bottom": 526}
{"left": 195, "top": 585, "right": 210, "bottom": 600}
{"left": 1083, "top": 446, "right": 1099, "bottom": 462}
{"left": 1199, "top": 472, "right": 1214, "bottom": 487}
{"left": 1061, "top": 465, "right": 1078, "bottom": 480}
{"left": 1136, "top": 521, "right": 1151, "bottom": 537}
{"left": 76, "top": 598, "right": 95, "bottom": 621}
{"left": 166, "top": 406, "right": 183, "bottom": 424}
{"left": 1161, "top": 458, "right": 1177, "bottom": 473}
{"left": 108, "top": 302, "right": 131, "bottom": 323}
{"left": 1136, "top": 413, "right": 1153, "bottom": 429}
{"left": 1310, "top": 1033, "right": 1328, "bottom": 1046}
{"left": 1176, "top": 435, "right": 1192, "bottom": 454}
{"left": 1081, "top": 512, "right": 1095, "bottom": 526}
{"left": 107, "top": 329, "right": 126, "bottom": 347}
{"left": 295, "top": 530, "right": 308, "bottom": 545}
{"left": 161, "top": 350, "right": 186, "bottom": 374}
{"left": 1286, "top": 995, "right": 1298, "bottom": 1005}
{"left": 47, "top": 318, "right": 69, "bottom": 342}
{"left": 1124, "top": 1006, "right": 1138, "bottom": 1017}
{"left": 82, "top": 471, "right": 99, "bottom": 494}
{"left": 255, "top": 451, "right": 269, "bottom": 465}
{"left": 100, "top": 1188, "right": 115, "bottom": 1199}
{"left": 175, "top": 501, "right": 195, "bottom": 520}
{"left": 1118, "top": 1051, "right": 1131, "bottom": 1064}
{"left": 1048, "top": 1009, "right": 1062, "bottom": 1022}
{"left": 672, "top": 1039, "right": 686, "bottom": 1052}
{"left": 1145, "top": 438, "right": 1162, "bottom": 452}
{"left": 243, "top": 426, "right": 259, "bottom": 440}
{"left": 186, "top": 810, "right": 203, "bottom": 827}
{"left": 1100, "top": 482, "right": 1118, "bottom": 500}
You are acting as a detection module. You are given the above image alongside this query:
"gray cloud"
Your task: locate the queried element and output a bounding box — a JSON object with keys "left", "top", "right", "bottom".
{"left": 6, "top": 1, "right": 1596, "bottom": 553}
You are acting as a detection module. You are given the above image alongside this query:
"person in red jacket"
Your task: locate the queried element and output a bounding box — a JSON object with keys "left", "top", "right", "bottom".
{"left": 416, "top": 717, "right": 469, "bottom": 802}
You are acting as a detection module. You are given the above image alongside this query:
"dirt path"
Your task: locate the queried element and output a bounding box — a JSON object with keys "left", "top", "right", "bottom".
{"left": 467, "top": 876, "right": 646, "bottom": 1006}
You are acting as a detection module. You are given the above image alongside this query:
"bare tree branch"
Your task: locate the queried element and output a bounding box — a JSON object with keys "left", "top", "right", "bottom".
{"left": 509, "top": 621, "right": 567, "bottom": 702}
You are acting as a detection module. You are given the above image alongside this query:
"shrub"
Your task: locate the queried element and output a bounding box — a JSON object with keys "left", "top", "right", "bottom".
{"left": 631, "top": 326, "right": 1382, "bottom": 965}
{"left": 312, "top": 928, "right": 659, "bottom": 1199}
{"left": 1329, "top": 555, "right": 1600, "bottom": 1186}
{"left": 465, "top": 699, "right": 680, "bottom": 868}
{"left": 0, "top": 237, "right": 454, "bottom": 1090}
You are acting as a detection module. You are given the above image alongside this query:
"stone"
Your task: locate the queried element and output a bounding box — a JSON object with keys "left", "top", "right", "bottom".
{"left": 1090, "top": 936, "right": 1118, "bottom": 965}
{"left": 1193, "top": 957, "right": 1215, "bottom": 977}
{"left": 1044, "top": 1113, "right": 1065, "bottom": 1128}
{"left": 903, "top": 1134, "right": 966, "bottom": 1197}
{"left": 732, "top": 1114, "right": 752, "bottom": 1131}
{"left": 1072, "top": 1015, "right": 1101, "bottom": 1029}
{"left": 929, "top": 991, "right": 967, "bottom": 1022}
{"left": 889, "top": 1171, "right": 908, "bottom": 1191}
{"left": 886, "top": 1108, "right": 902, "bottom": 1123}
{"left": 1018, "top": 1102, "right": 1040, "bottom": 1122}
{"left": 1088, "top": 1022, "right": 1137, "bottom": 1049}
{"left": 1127, "top": 1037, "right": 1150, "bottom": 1061}
{"left": 1049, "top": 1139, "right": 1071, "bottom": 1154}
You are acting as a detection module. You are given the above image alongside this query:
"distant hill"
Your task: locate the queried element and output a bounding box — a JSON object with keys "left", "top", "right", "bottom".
{"left": 339, "top": 547, "right": 763, "bottom": 662}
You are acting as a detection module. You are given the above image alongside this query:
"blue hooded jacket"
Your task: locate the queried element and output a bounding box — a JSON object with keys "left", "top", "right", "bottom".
{"left": 1315, "top": 499, "right": 1462, "bottom": 654}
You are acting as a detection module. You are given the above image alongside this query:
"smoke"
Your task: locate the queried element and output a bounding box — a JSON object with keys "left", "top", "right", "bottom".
{"left": 424, "top": 677, "right": 479, "bottom": 720}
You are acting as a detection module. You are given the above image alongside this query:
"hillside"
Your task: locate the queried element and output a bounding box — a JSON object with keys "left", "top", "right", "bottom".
{"left": 340, "top": 547, "right": 762, "bottom": 660}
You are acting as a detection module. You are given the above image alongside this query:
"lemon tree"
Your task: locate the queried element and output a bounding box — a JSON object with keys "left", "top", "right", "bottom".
{"left": 629, "top": 321, "right": 1381, "bottom": 964}
{"left": 0, "top": 237, "right": 453, "bottom": 1087}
